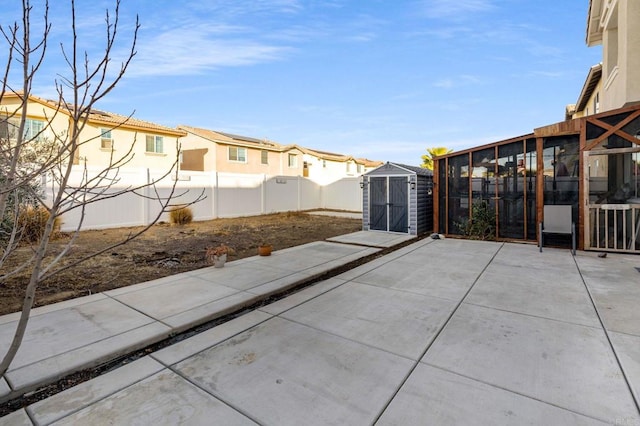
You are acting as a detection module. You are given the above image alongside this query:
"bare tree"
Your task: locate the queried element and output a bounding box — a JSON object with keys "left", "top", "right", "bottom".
{"left": 0, "top": 0, "right": 202, "bottom": 378}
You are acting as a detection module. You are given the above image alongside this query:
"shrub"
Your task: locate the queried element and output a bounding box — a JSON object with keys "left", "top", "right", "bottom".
{"left": 460, "top": 200, "right": 496, "bottom": 241}
{"left": 17, "top": 205, "right": 61, "bottom": 243}
{"left": 169, "top": 205, "right": 193, "bottom": 225}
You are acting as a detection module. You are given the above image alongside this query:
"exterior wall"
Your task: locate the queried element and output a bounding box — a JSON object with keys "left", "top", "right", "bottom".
{"left": 214, "top": 143, "right": 287, "bottom": 175}
{"left": 573, "top": 78, "right": 604, "bottom": 118}
{"left": 79, "top": 123, "right": 181, "bottom": 171}
{"left": 1, "top": 97, "right": 71, "bottom": 148}
{"left": 1, "top": 96, "right": 181, "bottom": 172}
{"left": 302, "top": 153, "right": 365, "bottom": 185}
{"left": 415, "top": 175, "right": 434, "bottom": 234}
{"left": 180, "top": 132, "right": 216, "bottom": 171}
{"left": 598, "top": 0, "right": 640, "bottom": 111}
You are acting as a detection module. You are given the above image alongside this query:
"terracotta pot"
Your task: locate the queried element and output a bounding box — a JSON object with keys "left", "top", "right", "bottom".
{"left": 258, "top": 244, "right": 272, "bottom": 256}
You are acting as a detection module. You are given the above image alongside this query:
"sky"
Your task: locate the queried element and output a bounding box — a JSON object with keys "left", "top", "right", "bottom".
{"left": 2, "top": 0, "right": 602, "bottom": 166}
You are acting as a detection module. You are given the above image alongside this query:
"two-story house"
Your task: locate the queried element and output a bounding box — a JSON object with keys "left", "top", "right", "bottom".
{"left": 178, "top": 125, "right": 380, "bottom": 183}
{"left": 434, "top": 0, "right": 640, "bottom": 254}
{"left": 178, "top": 125, "right": 304, "bottom": 176}
{"left": 299, "top": 147, "right": 382, "bottom": 185}
{"left": 568, "top": 0, "right": 640, "bottom": 119}
{"left": 1, "top": 92, "right": 186, "bottom": 173}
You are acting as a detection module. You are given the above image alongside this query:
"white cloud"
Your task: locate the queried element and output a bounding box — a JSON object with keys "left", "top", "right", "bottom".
{"left": 423, "top": 0, "right": 495, "bottom": 20}
{"left": 125, "top": 26, "right": 292, "bottom": 77}
{"left": 433, "top": 75, "right": 482, "bottom": 89}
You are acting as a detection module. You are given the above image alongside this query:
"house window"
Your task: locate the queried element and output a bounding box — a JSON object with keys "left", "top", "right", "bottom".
{"left": 1, "top": 117, "right": 45, "bottom": 141}
{"left": 346, "top": 162, "right": 352, "bottom": 173}
{"left": 24, "top": 118, "right": 45, "bottom": 141}
{"left": 146, "top": 135, "right": 164, "bottom": 153}
{"left": 228, "top": 146, "right": 247, "bottom": 162}
{"left": 357, "top": 164, "right": 363, "bottom": 173}
{"left": 594, "top": 92, "right": 600, "bottom": 114}
{"left": 100, "top": 128, "right": 113, "bottom": 149}
{"left": 261, "top": 150, "right": 268, "bottom": 165}
{"left": 288, "top": 153, "right": 298, "bottom": 167}
{"left": 322, "top": 159, "right": 326, "bottom": 168}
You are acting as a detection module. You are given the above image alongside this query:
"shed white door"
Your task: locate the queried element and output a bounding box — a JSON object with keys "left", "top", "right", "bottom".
{"left": 369, "top": 176, "right": 409, "bottom": 232}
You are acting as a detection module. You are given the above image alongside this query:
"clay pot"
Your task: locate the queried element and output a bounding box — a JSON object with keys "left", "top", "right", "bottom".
{"left": 258, "top": 244, "right": 272, "bottom": 256}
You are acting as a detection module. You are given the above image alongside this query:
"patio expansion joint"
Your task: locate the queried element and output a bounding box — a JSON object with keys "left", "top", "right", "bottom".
{"left": 272, "top": 316, "right": 419, "bottom": 363}
{"left": 419, "top": 362, "right": 613, "bottom": 424}
{"left": 371, "top": 242, "right": 507, "bottom": 424}
{"left": 104, "top": 293, "right": 174, "bottom": 330}
{"left": 573, "top": 256, "right": 640, "bottom": 416}
{"left": 166, "top": 364, "right": 261, "bottom": 424}
{"left": 461, "top": 300, "right": 604, "bottom": 331}
{"left": 0, "top": 245, "right": 396, "bottom": 415}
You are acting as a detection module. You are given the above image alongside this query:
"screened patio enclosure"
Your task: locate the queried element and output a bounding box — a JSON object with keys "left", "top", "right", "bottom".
{"left": 434, "top": 103, "right": 640, "bottom": 253}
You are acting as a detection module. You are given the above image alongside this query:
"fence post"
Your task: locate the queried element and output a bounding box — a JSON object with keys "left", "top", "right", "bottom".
{"left": 262, "top": 174, "right": 267, "bottom": 214}
{"left": 297, "top": 176, "right": 301, "bottom": 212}
{"left": 214, "top": 171, "right": 219, "bottom": 219}
{"left": 144, "top": 168, "right": 150, "bottom": 225}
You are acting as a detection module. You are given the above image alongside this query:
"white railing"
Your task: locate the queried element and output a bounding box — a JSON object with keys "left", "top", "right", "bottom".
{"left": 587, "top": 203, "right": 640, "bottom": 252}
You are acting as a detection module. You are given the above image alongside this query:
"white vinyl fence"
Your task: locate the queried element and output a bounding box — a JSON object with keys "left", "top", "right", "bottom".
{"left": 47, "top": 167, "right": 362, "bottom": 232}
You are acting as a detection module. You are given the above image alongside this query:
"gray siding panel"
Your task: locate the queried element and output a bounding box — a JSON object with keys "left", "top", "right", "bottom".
{"left": 362, "top": 163, "right": 434, "bottom": 235}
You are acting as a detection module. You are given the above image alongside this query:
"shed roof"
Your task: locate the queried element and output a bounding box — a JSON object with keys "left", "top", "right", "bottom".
{"left": 366, "top": 161, "right": 433, "bottom": 176}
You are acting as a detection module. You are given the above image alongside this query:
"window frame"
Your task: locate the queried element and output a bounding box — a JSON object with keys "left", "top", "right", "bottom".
{"left": 100, "top": 128, "right": 113, "bottom": 149}
{"left": 261, "top": 149, "right": 268, "bottom": 165}
{"left": 228, "top": 146, "right": 247, "bottom": 163}
{"left": 288, "top": 153, "right": 298, "bottom": 168}
{"left": 1, "top": 117, "right": 46, "bottom": 141}
{"left": 146, "top": 134, "right": 164, "bottom": 153}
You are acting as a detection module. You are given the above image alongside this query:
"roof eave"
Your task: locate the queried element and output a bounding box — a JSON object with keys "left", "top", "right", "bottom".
{"left": 586, "top": 0, "right": 604, "bottom": 46}
{"left": 575, "top": 63, "right": 603, "bottom": 112}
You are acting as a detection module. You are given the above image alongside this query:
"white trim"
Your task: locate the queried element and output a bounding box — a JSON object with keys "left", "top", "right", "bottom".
{"left": 604, "top": 65, "right": 619, "bottom": 91}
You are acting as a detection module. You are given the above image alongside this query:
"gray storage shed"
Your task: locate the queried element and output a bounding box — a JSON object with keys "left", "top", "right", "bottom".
{"left": 362, "top": 162, "right": 433, "bottom": 235}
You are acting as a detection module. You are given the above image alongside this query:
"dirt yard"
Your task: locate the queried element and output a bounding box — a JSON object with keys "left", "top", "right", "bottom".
{"left": 0, "top": 212, "right": 361, "bottom": 316}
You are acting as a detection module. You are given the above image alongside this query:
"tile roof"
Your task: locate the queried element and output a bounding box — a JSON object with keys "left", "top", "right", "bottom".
{"left": 179, "top": 125, "right": 283, "bottom": 150}
{"left": 5, "top": 92, "right": 185, "bottom": 136}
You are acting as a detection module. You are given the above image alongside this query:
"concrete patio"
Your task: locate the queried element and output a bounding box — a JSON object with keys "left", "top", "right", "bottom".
{"left": 2, "top": 236, "right": 640, "bottom": 425}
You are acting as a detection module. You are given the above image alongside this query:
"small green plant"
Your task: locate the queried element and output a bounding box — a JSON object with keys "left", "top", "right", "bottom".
{"left": 169, "top": 205, "right": 193, "bottom": 225}
{"left": 461, "top": 200, "right": 496, "bottom": 240}
{"left": 17, "top": 205, "right": 61, "bottom": 243}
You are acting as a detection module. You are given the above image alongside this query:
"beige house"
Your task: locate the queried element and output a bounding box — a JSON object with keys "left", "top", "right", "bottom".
{"left": 1, "top": 92, "right": 186, "bottom": 172}
{"left": 178, "top": 125, "right": 380, "bottom": 183}
{"left": 299, "top": 146, "right": 382, "bottom": 184}
{"left": 178, "top": 125, "right": 303, "bottom": 176}
{"left": 569, "top": 0, "right": 640, "bottom": 119}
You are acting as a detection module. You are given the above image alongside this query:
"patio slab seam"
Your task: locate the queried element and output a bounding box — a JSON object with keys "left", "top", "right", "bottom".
{"left": 371, "top": 242, "right": 506, "bottom": 424}
{"left": 0, "top": 235, "right": 396, "bottom": 410}
{"left": 461, "top": 300, "right": 605, "bottom": 331}
{"left": 418, "top": 362, "right": 612, "bottom": 424}
{"left": 574, "top": 256, "right": 640, "bottom": 415}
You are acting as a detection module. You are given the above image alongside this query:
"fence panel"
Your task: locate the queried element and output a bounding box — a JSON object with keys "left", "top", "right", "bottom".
{"left": 322, "top": 177, "right": 362, "bottom": 211}
{"left": 50, "top": 167, "right": 361, "bottom": 231}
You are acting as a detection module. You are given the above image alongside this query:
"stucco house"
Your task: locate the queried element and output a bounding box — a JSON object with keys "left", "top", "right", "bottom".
{"left": 178, "top": 125, "right": 380, "bottom": 183}
{"left": 1, "top": 92, "right": 186, "bottom": 172}
{"left": 298, "top": 146, "right": 382, "bottom": 185}
{"left": 568, "top": 0, "right": 640, "bottom": 119}
{"left": 433, "top": 0, "right": 640, "bottom": 254}
{"left": 178, "top": 125, "right": 301, "bottom": 176}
